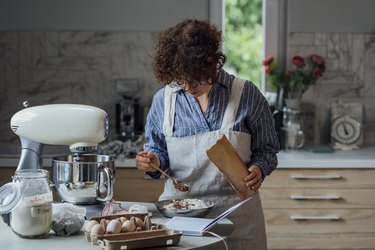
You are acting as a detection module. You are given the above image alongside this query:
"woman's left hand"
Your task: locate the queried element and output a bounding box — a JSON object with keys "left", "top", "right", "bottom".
{"left": 243, "top": 165, "right": 263, "bottom": 192}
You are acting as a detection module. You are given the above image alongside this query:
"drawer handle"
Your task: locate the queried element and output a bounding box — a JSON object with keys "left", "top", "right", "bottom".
{"left": 290, "top": 215, "right": 341, "bottom": 221}
{"left": 290, "top": 194, "right": 341, "bottom": 200}
{"left": 291, "top": 175, "right": 342, "bottom": 180}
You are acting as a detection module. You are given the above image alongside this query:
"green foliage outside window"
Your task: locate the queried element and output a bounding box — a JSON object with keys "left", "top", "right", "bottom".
{"left": 224, "top": 0, "right": 263, "bottom": 88}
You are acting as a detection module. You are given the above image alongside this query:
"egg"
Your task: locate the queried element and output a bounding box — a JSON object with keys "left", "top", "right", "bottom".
{"left": 119, "top": 216, "right": 127, "bottom": 224}
{"left": 90, "top": 224, "right": 105, "bottom": 235}
{"left": 106, "top": 219, "right": 122, "bottom": 234}
{"left": 142, "top": 215, "right": 152, "bottom": 230}
{"left": 121, "top": 220, "right": 136, "bottom": 232}
{"left": 134, "top": 217, "right": 143, "bottom": 228}
{"left": 84, "top": 220, "right": 98, "bottom": 232}
{"left": 100, "top": 218, "right": 108, "bottom": 229}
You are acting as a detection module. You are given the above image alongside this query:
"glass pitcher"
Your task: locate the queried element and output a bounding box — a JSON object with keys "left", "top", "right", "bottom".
{"left": 282, "top": 107, "right": 305, "bottom": 150}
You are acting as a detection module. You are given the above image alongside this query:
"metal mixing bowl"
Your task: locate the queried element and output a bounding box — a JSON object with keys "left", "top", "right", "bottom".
{"left": 52, "top": 154, "right": 115, "bottom": 205}
{"left": 155, "top": 199, "right": 214, "bottom": 218}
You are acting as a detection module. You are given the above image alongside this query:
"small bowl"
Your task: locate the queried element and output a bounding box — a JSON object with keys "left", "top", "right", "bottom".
{"left": 155, "top": 199, "right": 214, "bottom": 218}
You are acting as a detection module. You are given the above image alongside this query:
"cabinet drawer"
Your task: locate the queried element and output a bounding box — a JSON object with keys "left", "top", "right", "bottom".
{"left": 263, "top": 169, "right": 375, "bottom": 188}
{"left": 264, "top": 209, "right": 375, "bottom": 235}
{"left": 260, "top": 188, "right": 375, "bottom": 208}
{"left": 265, "top": 209, "right": 375, "bottom": 249}
{"left": 267, "top": 235, "right": 375, "bottom": 250}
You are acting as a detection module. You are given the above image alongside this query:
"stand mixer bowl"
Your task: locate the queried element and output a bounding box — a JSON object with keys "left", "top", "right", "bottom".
{"left": 52, "top": 154, "right": 115, "bottom": 205}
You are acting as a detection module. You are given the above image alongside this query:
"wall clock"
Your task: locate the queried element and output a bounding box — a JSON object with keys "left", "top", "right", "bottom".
{"left": 331, "top": 100, "right": 363, "bottom": 150}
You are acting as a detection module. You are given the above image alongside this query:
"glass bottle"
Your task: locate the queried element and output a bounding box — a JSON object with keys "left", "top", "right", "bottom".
{"left": 9, "top": 169, "right": 53, "bottom": 238}
{"left": 282, "top": 107, "right": 305, "bottom": 150}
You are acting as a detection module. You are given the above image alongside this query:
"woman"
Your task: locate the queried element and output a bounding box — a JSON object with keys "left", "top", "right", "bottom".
{"left": 135, "top": 19, "right": 279, "bottom": 249}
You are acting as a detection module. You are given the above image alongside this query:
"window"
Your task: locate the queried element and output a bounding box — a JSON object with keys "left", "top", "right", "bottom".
{"left": 224, "top": 0, "right": 263, "bottom": 89}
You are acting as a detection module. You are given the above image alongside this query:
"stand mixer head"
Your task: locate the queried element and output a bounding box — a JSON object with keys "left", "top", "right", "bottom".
{"left": 11, "top": 102, "right": 109, "bottom": 170}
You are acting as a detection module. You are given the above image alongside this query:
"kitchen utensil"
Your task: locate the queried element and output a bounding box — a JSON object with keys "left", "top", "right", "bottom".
{"left": 149, "top": 163, "right": 189, "bottom": 192}
{"left": 155, "top": 199, "right": 214, "bottom": 218}
{"left": 206, "top": 135, "right": 254, "bottom": 200}
{"left": 52, "top": 154, "right": 115, "bottom": 204}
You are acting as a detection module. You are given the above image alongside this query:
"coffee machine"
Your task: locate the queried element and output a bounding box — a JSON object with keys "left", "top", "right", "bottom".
{"left": 9, "top": 102, "right": 115, "bottom": 205}
{"left": 115, "top": 79, "right": 143, "bottom": 141}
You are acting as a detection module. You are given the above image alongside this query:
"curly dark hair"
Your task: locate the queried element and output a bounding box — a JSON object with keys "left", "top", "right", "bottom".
{"left": 152, "top": 19, "right": 226, "bottom": 87}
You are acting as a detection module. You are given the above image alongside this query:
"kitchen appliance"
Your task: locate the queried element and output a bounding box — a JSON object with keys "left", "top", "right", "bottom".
{"left": 115, "top": 79, "right": 143, "bottom": 141}
{"left": 9, "top": 102, "right": 115, "bottom": 205}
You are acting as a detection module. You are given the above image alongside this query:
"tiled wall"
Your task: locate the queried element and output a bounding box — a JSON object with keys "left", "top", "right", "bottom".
{"left": 0, "top": 31, "right": 160, "bottom": 151}
{"left": 288, "top": 32, "right": 375, "bottom": 146}
{"left": 1, "top": 30, "right": 374, "bottom": 151}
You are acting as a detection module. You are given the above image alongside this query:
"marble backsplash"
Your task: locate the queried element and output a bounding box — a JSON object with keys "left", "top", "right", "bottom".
{"left": 0, "top": 30, "right": 374, "bottom": 152}
{"left": 0, "top": 31, "right": 161, "bottom": 149}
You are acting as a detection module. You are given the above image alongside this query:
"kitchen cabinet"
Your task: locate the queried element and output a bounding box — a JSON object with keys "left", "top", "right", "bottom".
{"left": 0, "top": 167, "right": 164, "bottom": 203}
{"left": 260, "top": 168, "right": 375, "bottom": 249}
{"left": 0, "top": 167, "right": 14, "bottom": 185}
{"left": 113, "top": 168, "right": 164, "bottom": 202}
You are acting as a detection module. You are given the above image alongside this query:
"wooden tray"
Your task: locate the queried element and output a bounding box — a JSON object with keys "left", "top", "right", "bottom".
{"left": 97, "top": 229, "right": 182, "bottom": 250}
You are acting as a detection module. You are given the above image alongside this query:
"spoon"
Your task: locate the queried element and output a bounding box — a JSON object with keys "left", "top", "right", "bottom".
{"left": 149, "top": 163, "right": 189, "bottom": 192}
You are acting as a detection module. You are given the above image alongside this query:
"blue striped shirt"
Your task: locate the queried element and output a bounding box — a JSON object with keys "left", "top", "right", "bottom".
{"left": 144, "top": 69, "right": 279, "bottom": 179}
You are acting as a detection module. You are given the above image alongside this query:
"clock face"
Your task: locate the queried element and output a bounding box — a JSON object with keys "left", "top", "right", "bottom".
{"left": 331, "top": 115, "right": 362, "bottom": 145}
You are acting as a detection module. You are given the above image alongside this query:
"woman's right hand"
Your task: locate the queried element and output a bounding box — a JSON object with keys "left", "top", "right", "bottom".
{"left": 135, "top": 151, "right": 160, "bottom": 172}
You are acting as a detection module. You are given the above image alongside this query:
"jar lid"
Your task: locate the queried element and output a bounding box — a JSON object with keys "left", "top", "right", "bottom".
{"left": 0, "top": 183, "right": 21, "bottom": 214}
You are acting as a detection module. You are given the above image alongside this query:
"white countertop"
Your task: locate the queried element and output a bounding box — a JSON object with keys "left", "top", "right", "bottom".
{"left": 0, "top": 147, "right": 374, "bottom": 169}
{"left": 0, "top": 201, "right": 234, "bottom": 250}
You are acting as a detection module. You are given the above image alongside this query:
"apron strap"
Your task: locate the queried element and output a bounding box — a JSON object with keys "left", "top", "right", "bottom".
{"left": 163, "top": 85, "right": 176, "bottom": 137}
{"left": 163, "top": 77, "right": 246, "bottom": 136}
{"left": 220, "top": 77, "right": 246, "bottom": 130}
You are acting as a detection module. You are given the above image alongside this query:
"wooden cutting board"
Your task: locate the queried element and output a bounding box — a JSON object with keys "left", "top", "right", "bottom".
{"left": 206, "top": 135, "right": 254, "bottom": 200}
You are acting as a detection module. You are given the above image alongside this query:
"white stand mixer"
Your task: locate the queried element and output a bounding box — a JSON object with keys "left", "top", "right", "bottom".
{"left": 1, "top": 102, "right": 115, "bottom": 226}
{"left": 10, "top": 101, "right": 116, "bottom": 202}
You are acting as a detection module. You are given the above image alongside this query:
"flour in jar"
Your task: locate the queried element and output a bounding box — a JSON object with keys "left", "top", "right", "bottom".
{"left": 11, "top": 192, "right": 53, "bottom": 237}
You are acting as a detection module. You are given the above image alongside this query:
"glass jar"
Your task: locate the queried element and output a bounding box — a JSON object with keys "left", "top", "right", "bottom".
{"left": 0, "top": 169, "right": 53, "bottom": 238}
{"left": 282, "top": 107, "right": 305, "bottom": 150}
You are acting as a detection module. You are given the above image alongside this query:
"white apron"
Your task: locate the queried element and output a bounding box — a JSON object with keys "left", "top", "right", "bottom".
{"left": 161, "top": 78, "right": 267, "bottom": 250}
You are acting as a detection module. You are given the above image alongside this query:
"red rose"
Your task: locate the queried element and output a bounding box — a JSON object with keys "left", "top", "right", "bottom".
{"left": 263, "top": 56, "right": 274, "bottom": 66}
{"left": 291, "top": 56, "right": 305, "bottom": 67}
{"left": 311, "top": 55, "right": 325, "bottom": 65}
{"left": 312, "top": 69, "right": 322, "bottom": 78}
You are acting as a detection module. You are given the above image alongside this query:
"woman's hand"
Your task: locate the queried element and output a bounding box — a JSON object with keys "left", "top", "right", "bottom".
{"left": 135, "top": 151, "right": 160, "bottom": 172}
{"left": 244, "top": 165, "right": 263, "bottom": 192}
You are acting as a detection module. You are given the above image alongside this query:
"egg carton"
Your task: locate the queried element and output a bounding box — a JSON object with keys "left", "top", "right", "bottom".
{"left": 84, "top": 213, "right": 168, "bottom": 245}
{"left": 96, "top": 229, "right": 182, "bottom": 250}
